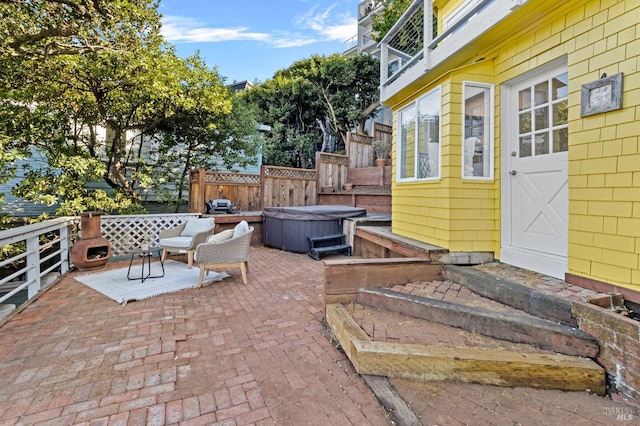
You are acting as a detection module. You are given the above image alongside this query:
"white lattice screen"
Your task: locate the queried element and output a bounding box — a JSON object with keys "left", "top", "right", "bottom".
{"left": 101, "top": 213, "right": 200, "bottom": 259}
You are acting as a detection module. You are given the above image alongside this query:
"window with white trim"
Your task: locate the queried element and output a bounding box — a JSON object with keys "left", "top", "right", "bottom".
{"left": 462, "top": 82, "right": 494, "bottom": 179}
{"left": 398, "top": 87, "right": 441, "bottom": 181}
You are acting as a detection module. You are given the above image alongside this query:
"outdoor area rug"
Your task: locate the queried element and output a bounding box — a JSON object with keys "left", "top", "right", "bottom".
{"left": 74, "top": 260, "right": 229, "bottom": 305}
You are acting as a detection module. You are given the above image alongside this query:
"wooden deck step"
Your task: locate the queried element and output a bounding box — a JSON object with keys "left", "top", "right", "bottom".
{"left": 308, "top": 244, "right": 352, "bottom": 260}
{"left": 325, "top": 304, "right": 606, "bottom": 395}
{"left": 308, "top": 234, "right": 352, "bottom": 260}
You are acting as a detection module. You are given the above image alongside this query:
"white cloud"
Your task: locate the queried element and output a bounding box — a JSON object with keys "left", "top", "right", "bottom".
{"left": 294, "top": 5, "right": 358, "bottom": 42}
{"left": 162, "top": 16, "right": 270, "bottom": 43}
{"left": 161, "top": 5, "right": 357, "bottom": 48}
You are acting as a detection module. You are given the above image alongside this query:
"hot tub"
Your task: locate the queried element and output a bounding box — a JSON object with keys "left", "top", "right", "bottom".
{"left": 262, "top": 205, "right": 367, "bottom": 253}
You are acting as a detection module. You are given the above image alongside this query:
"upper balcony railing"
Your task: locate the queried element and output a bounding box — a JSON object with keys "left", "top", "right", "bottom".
{"left": 359, "top": 0, "right": 386, "bottom": 21}
{"left": 343, "top": 33, "right": 379, "bottom": 56}
{"left": 343, "top": 35, "right": 358, "bottom": 54}
{"left": 379, "top": 0, "right": 529, "bottom": 101}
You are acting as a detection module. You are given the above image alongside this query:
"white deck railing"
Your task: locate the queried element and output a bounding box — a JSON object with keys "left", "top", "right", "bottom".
{"left": 0, "top": 213, "right": 201, "bottom": 317}
{"left": 379, "top": 0, "right": 527, "bottom": 101}
{"left": 0, "top": 217, "right": 76, "bottom": 308}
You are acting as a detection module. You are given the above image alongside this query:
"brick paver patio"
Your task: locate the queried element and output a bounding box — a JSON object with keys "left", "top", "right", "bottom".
{"left": 1, "top": 246, "right": 639, "bottom": 425}
{"left": 0, "top": 247, "right": 390, "bottom": 425}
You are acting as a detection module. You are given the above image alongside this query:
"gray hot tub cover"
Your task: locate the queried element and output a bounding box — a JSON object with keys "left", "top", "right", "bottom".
{"left": 262, "top": 205, "right": 366, "bottom": 221}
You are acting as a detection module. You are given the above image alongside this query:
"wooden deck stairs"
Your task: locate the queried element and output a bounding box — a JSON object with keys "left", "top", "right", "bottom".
{"left": 308, "top": 233, "right": 352, "bottom": 260}
{"left": 317, "top": 165, "right": 392, "bottom": 215}
{"left": 323, "top": 259, "right": 606, "bottom": 395}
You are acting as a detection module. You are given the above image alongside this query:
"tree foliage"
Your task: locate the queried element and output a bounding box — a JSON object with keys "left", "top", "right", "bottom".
{"left": 243, "top": 53, "right": 379, "bottom": 168}
{"left": 0, "top": 0, "right": 162, "bottom": 58}
{"left": 155, "top": 59, "right": 262, "bottom": 212}
{"left": 0, "top": 1, "right": 261, "bottom": 216}
{"left": 371, "top": 0, "right": 414, "bottom": 42}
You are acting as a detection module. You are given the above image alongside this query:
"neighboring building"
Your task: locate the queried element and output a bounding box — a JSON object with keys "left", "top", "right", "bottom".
{"left": 0, "top": 148, "right": 58, "bottom": 218}
{"left": 344, "top": 0, "right": 386, "bottom": 58}
{"left": 344, "top": 0, "right": 393, "bottom": 131}
{"left": 229, "top": 80, "right": 254, "bottom": 92}
{"left": 2, "top": 122, "right": 263, "bottom": 217}
{"left": 378, "top": 0, "right": 640, "bottom": 294}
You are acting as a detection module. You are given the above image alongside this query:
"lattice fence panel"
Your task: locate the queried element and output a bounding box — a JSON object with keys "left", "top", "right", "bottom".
{"left": 203, "top": 172, "right": 261, "bottom": 185}
{"left": 101, "top": 214, "right": 199, "bottom": 259}
{"left": 318, "top": 152, "right": 349, "bottom": 166}
{"left": 263, "top": 166, "right": 317, "bottom": 180}
{"left": 349, "top": 132, "right": 374, "bottom": 145}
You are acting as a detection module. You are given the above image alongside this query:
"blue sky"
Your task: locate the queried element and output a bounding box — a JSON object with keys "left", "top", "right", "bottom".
{"left": 158, "top": 0, "right": 360, "bottom": 84}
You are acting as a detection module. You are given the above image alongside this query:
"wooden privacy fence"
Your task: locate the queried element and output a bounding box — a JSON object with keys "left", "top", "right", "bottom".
{"left": 347, "top": 131, "right": 373, "bottom": 168}
{"left": 346, "top": 123, "right": 392, "bottom": 169}
{"left": 188, "top": 166, "right": 317, "bottom": 213}
{"left": 316, "top": 152, "right": 348, "bottom": 192}
{"left": 317, "top": 123, "right": 393, "bottom": 191}
{"left": 261, "top": 165, "right": 317, "bottom": 208}
{"left": 373, "top": 122, "right": 393, "bottom": 154}
{"left": 189, "top": 122, "right": 393, "bottom": 212}
{"left": 189, "top": 170, "right": 261, "bottom": 213}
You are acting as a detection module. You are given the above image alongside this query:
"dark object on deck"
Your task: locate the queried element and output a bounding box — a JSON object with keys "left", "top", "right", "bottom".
{"left": 70, "top": 211, "right": 112, "bottom": 271}
{"left": 205, "top": 199, "right": 237, "bottom": 214}
{"left": 308, "top": 233, "right": 351, "bottom": 260}
{"left": 262, "top": 205, "right": 366, "bottom": 253}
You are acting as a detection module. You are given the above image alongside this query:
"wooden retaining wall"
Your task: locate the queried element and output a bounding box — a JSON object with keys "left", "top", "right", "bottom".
{"left": 323, "top": 257, "right": 442, "bottom": 306}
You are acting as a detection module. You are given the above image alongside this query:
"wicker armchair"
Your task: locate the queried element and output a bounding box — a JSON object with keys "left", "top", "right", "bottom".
{"left": 159, "top": 218, "right": 215, "bottom": 269}
{"left": 195, "top": 227, "right": 254, "bottom": 286}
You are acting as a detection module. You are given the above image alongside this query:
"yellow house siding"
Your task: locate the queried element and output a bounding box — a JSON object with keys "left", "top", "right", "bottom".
{"left": 486, "top": 0, "right": 640, "bottom": 289}
{"left": 391, "top": 62, "right": 498, "bottom": 254}
{"left": 388, "top": 0, "right": 639, "bottom": 289}
{"left": 565, "top": 0, "right": 640, "bottom": 289}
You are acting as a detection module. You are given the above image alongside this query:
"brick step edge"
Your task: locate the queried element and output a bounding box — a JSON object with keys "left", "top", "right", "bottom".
{"left": 356, "top": 287, "right": 599, "bottom": 358}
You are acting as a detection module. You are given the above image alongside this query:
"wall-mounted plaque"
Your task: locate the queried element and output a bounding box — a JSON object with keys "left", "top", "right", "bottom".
{"left": 581, "top": 73, "right": 623, "bottom": 117}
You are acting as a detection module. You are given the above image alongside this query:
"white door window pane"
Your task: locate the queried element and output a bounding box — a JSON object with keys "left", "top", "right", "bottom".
{"left": 519, "top": 135, "right": 532, "bottom": 158}
{"left": 516, "top": 72, "right": 568, "bottom": 158}
{"left": 535, "top": 132, "right": 549, "bottom": 155}
{"left": 552, "top": 73, "right": 568, "bottom": 100}
{"left": 519, "top": 88, "right": 531, "bottom": 110}
{"left": 535, "top": 106, "right": 549, "bottom": 130}
{"left": 534, "top": 81, "right": 548, "bottom": 106}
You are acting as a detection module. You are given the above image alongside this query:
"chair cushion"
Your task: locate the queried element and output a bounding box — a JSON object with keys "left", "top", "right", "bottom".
{"left": 233, "top": 220, "right": 250, "bottom": 238}
{"left": 181, "top": 218, "right": 214, "bottom": 237}
{"left": 207, "top": 229, "right": 234, "bottom": 243}
{"left": 159, "top": 236, "right": 195, "bottom": 249}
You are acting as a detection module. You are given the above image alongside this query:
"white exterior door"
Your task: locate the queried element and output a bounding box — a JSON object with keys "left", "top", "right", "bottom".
{"left": 501, "top": 61, "right": 569, "bottom": 278}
